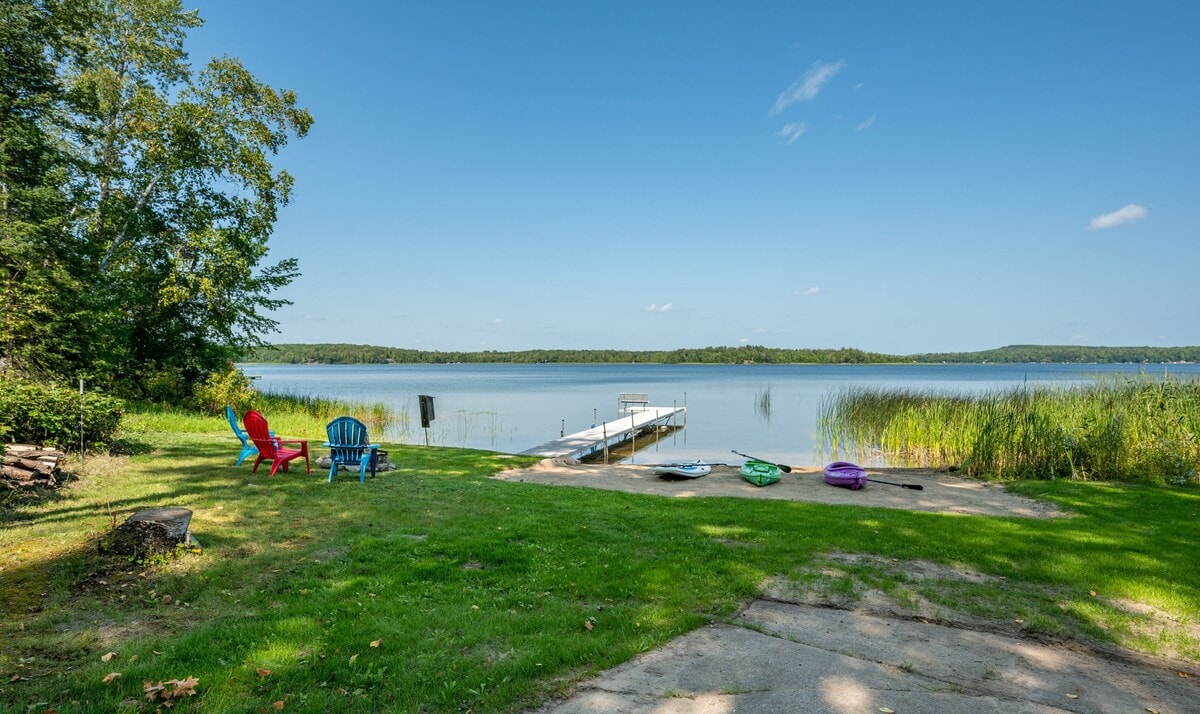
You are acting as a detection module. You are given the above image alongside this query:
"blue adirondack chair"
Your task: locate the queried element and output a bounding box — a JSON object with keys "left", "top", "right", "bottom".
{"left": 323, "top": 416, "right": 380, "bottom": 483}
{"left": 226, "top": 405, "right": 258, "bottom": 466}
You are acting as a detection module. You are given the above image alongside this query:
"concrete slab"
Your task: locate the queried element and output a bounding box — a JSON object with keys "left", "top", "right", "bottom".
{"left": 536, "top": 600, "right": 1198, "bottom": 714}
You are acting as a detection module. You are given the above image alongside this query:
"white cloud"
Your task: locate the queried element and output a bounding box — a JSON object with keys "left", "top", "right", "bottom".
{"left": 794, "top": 287, "right": 821, "bottom": 296}
{"left": 645, "top": 303, "right": 674, "bottom": 313}
{"left": 492, "top": 318, "right": 503, "bottom": 324}
{"left": 771, "top": 60, "right": 846, "bottom": 115}
{"left": 855, "top": 112, "right": 876, "bottom": 132}
{"left": 739, "top": 338, "right": 751, "bottom": 344}
{"left": 1089, "top": 204, "right": 1148, "bottom": 229}
{"left": 777, "top": 122, "right": 808, "bottom": 145}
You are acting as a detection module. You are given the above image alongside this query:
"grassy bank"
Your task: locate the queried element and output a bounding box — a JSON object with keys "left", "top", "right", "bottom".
{"left": 819, "top": 377, "right": 1200, "bottom": 483}
{"left": 2, "top": 405, "right": 1199, "bottom": 712}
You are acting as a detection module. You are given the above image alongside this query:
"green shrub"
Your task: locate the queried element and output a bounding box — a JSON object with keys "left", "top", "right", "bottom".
{"left": 0, "top": 379, "right": 124, "bottom": 449}
{"left": 190, "top": 364, "right": 256, "bottom": 415}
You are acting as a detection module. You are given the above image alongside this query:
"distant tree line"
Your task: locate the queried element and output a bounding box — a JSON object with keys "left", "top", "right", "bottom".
{"left": 242, "top": 343, "right": 1200, "bottom": 365}
{"left": 243, "top": 344, "right": 896, "bottom": 365}
{"left": 909, "top": 345, "right": 1200, "bottom": 364}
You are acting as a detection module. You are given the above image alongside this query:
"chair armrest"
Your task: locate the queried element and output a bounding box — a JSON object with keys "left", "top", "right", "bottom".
{"left": 275, "top": 437, "right": 308, "bottom": 446}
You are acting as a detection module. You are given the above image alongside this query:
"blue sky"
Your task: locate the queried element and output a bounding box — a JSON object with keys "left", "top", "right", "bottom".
{"left": 186, "top": 1, "right": 1199, "bottom": 354}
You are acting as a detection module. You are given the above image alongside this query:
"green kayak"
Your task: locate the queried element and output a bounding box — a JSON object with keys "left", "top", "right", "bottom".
{"left": 740, "top": 459, "right": 781, "bottom": 487}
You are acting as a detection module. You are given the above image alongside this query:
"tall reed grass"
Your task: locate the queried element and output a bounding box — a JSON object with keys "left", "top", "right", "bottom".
{"left": 819, "top": 376, "right": 1200, "bottom": 484}
{"left": 254, "top": 391, "right": 408, "bottom": 439}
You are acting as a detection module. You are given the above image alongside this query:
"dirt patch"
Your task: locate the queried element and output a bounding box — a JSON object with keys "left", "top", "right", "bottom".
{"left": 496, "top": 459, "right": 1064, "bottom": 519}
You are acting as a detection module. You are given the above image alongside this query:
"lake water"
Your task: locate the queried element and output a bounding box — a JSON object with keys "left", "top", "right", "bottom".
{"left": 241, "top": 362, "right": 1200, "bottom": 467}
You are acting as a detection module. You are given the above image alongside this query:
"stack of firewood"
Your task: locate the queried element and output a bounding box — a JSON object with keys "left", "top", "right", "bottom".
{"left": 2, "top": 444, "right": 66, "bottom": 489}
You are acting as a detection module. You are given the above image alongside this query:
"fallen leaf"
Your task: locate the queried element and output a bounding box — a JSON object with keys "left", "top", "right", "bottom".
{"left": 101, "top": 652, "right": 117, "bottom": 662}
{"left": 470, "top": 605, "right": 479, "bottom": 610}
{"left": 144, "top": 680, "right": 165, "bottom": 700}
{"left": 161, "top": 595, "right": 172, "bottom": 605}
{"left": 128, "top": 655, "right": 138, "bottom": 662}
{"left": 300, "top": 589, "right": 310, "bottom": 595}
{"left": 1179, "top": 671, "right": 1190, "bottom": 678}
{"left": 102, "top": 672, "right": 121, "bottom": 684}
{"left": 369, "top": 640, "right": 382, "bottom": 648}
{"left": 1088, "top": 590, "right": 1096, "bottom": 597}
{"left": 583, "top": 620, "right": 594, "bottom": 631}
{"left": 153, "top": 651, "right": 164, "bottom": 656}
{"left": 273, "top": 701, "right": 285, "bottom": 710}
{"left": 348, "top": 654, "right": 359, "bottom": 665}
{"left": 170, "top": 676, "right": 199, "bottom": 698}
{"left": 880, "top": 708, "right": 895, "bottom": 714}
{"left": 256, "top": 668, "right": 272, "bottom": 678}
{"left": 1146, "top": 708, "right": 1161, "bottom": 713}
{"left": 1067, "top": 693, "right": 1078, "bottom": 699}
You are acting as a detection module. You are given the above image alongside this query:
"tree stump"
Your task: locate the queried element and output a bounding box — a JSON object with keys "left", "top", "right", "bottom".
{"left": 103, "top": 508, "right": 194, "bottom": 560}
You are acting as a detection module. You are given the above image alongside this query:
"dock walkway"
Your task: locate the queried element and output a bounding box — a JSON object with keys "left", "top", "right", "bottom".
{"left": 520, "top": 406, "right": 685, "bottom": 460}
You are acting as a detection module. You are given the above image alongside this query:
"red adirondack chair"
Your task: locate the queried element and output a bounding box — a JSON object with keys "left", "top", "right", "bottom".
{"left": 243, "top": 409, "right": 311, "bottom": 477}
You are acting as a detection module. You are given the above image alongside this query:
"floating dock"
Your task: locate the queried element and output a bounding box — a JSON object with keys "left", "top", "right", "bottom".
{"left": 520, "top": 406, "right": 685, "bottom": 460}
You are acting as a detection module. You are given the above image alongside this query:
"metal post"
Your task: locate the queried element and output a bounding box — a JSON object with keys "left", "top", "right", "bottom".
{"left": 79, "top": 378, "right": 85, "bottom": 469}
{"left": 655, "top": 410, "right": 660, "bottom": 452}
{"left": 602, "top": 423, "right": 608, "bottom": 463}
{"left": 673, "top": 399, "right": 678, "bottom": 444}
{"left": 561, "top": 419, "right": 565, "bottom": 437}
{"left": 630, "top": 413, "right": 636, "bottom": 462}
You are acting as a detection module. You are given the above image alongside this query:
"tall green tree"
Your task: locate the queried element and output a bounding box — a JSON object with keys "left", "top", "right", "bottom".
{"left": 2, "top": 0, "right": 313, "bottom": 397}
{"left": 0, "top": 0, "right": 74, "bottom": 379}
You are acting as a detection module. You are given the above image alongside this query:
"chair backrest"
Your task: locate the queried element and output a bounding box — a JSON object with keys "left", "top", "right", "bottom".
{"left": 243, "top": 410, "right": 277, "bottom": 456}
{"left": 326, "top": 416, "right": 368, "bottom": 448}
{"left": 226, "top": 405, "right": 249, "bottom": 444}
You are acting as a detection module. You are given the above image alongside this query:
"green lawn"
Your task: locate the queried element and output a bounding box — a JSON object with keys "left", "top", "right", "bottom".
{"left": 2, "top": 410, "right": 1198, "bottom": 712}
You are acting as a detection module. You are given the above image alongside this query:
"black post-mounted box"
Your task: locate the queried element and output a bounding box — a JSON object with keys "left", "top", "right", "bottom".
{"left": 418, "top": 394, "right": 435, "bottom": 428}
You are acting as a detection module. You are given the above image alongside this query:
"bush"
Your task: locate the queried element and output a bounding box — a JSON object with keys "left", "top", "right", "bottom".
{"left": 0, "top": 379, "right": 125, "bottom": 449}
{"left": 190, "top": 364, "right": 256, "bottom": 415}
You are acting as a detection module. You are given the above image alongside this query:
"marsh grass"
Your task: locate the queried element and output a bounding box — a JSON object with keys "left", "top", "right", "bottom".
{"left": 2, "top": 405, "right": 1199, "bottom": 712}
{"left": 819, "top": 376, "right": 1200, "bottom": 483}
{"left": 754, "top": 385, "right": 772, "bottom": 421}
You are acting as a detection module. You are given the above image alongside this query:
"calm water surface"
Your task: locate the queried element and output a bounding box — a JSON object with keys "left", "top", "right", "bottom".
{"left": 241, "top": 362, "right": 1200, "bottom": 466}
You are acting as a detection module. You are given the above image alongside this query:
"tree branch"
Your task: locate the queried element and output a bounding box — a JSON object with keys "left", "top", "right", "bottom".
{"left": 99, "top": 171, "right": 165, "bottom": 272}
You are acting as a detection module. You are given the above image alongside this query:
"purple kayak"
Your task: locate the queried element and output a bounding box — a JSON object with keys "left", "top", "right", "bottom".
{"left": 823, "top": 461, "right": 868, "bottom": 490}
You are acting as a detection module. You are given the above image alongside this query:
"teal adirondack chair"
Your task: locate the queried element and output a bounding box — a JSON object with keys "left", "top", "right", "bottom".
{"left": 226, "top": 405, "right": 258, "bottom": 466}
{"left": 323, "top": 416, "right": 380, "bottom": 483}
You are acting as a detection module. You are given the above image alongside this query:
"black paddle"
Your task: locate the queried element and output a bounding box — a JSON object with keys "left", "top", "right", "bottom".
{"left": 866, "top": 476, "right": 924, "bottom": 491}
{"left": 731, "top": 450, "right": 792, "bottom": 473}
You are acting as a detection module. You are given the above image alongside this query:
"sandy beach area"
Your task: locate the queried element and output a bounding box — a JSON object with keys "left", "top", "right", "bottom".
{"left": 495, "top": 458, "right": 1064, "bottom": 519}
